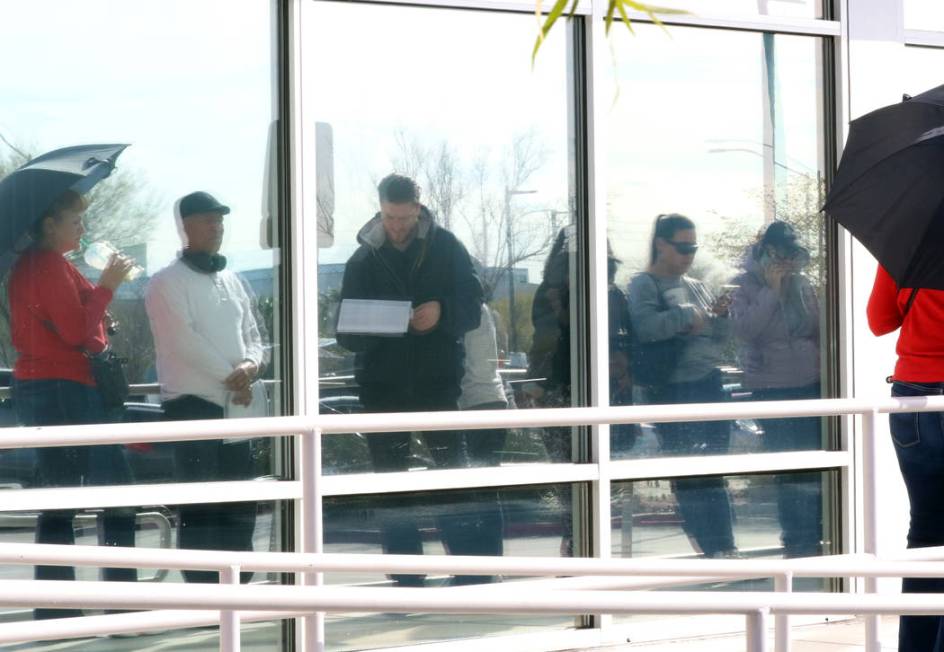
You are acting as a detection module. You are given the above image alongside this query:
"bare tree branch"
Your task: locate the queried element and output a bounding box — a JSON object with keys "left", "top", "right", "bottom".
{"left": 424, "top": 141, "right": 464, "bottom": 230}
{"left": 0, "top": 133, "right": 28, "bottom": 161}
{"left": 390, "top": 129, "right": 427, "bottom": 182}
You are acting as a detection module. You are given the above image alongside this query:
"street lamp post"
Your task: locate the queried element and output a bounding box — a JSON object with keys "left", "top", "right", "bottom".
{"left": 548, "top": 209, "right": 569, "bottom": 235}
{"left": 706, "top": 145, "right": 816, "bottom": 224}
{"left": 504, "top": 187, "right": 536, "bottom": 355}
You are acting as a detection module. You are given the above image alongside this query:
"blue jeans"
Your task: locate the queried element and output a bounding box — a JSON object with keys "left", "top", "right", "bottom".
{"left": 890, "top": 380, "right": 944, "bottom": 652}
{"left": 751, "top": 383, "right": 824, "bottom": 557}
{"left": 12, "top": 378, "right": 136, "bottom": 619}
{"left": 650, "top": 370, "right": 736, "bottom": 557}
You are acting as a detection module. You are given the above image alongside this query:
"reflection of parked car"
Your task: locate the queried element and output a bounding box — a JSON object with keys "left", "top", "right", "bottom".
{"left": 507, "top": 351, "right": 528, "bottom": 369}
{"left": 0, "top": 372, "right": 175, "bottom": 488}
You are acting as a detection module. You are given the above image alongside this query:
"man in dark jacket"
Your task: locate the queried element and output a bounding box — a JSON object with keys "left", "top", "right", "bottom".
{"left": 337, "top": 173, "right": 483, "bottom": 585}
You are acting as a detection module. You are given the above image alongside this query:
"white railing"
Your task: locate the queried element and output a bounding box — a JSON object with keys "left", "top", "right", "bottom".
{"left": 1, "top": 546, "right": 944, "bottom": 651}
{"left": 1, "top": 394, "right": 943, "bottom": 651}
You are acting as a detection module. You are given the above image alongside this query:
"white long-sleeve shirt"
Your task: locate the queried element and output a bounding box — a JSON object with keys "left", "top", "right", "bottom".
{"left": 458, "top": 304, "right": 507, "bottom": 410}
{"left": 145, "top": 259, "right": 266, "bottom": 407}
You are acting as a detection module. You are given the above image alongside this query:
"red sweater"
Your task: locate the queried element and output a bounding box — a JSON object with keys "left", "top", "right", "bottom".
{"left": 8, "top": 249, "right": 113, "bottom": 386}
{"left": 867, "top": 265, "right": 944, "bottom": 382}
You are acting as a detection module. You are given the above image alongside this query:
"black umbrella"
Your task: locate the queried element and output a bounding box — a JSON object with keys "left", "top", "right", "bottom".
{"left": 823, "top": 84, "right": 944, "bottom": 289}
{"left": 0, "top": 143, "right": 129, "bottom": 258}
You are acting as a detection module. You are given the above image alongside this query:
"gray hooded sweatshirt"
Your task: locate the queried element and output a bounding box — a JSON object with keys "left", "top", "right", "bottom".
{"left": 627, "top": 272, "right": 731, "bottom": 385}
{"left": 729, "top": 252, "right": 820, "bottom": 390}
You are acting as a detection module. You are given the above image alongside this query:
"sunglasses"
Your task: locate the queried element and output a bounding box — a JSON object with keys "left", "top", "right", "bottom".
{"left": 770, "top": 247, "right": 801, "bottom": 261}
{"left": 663, "top": 239, "right": 699, "bottom": 255}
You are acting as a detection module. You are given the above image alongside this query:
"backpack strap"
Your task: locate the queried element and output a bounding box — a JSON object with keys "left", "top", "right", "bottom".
{"left": 902, "top": 288, "right": 920, "bottom": 319}
{"left": 886, "top": 289, "right": 921, "bottom": 385}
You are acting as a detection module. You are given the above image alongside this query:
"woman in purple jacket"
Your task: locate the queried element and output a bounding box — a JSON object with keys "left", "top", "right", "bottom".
{"left": 729, "top": 221, "right": 823, "bottom": 557}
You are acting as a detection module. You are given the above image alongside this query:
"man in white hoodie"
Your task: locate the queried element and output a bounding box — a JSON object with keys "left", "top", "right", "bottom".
{"left": 145, "top": 190, "right": 267, "bottom": 583}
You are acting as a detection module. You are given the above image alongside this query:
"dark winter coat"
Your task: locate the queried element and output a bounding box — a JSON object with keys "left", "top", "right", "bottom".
{"left": 337, "top": 207, "right": 482, "bottom": 405}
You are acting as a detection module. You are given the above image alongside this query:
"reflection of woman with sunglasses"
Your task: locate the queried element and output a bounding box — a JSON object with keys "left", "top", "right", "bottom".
{"left": 627, "top": 213, "right": 737, "bottom": 559}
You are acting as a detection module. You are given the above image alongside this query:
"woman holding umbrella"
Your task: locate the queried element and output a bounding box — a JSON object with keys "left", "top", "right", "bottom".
{"left": 8, "top": 189, "right": 138, "bottom": 619}
{"left": 868, "top": 267, "right": 944, "bottom": 651}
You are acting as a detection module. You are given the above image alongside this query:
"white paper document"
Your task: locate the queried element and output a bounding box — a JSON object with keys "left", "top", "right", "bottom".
{"left": 336, "top": 299, "right": 412, "bottom": 335}
{"left": 223, "top": 381, "right": 270, "bottom": 443}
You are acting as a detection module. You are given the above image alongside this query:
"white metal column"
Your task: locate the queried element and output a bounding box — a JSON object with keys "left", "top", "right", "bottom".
{"left": 220, "top": 565, "right": 242, "bottom": 652}
{"left": 290, "top": 0, "right": 323, "bottom": 648}
{"left": 585, "top": 0, "right": 614, "bottom": 634}
{"left": 302, "top": 429, "right": 325, "bottom": 652}
{"left": 843, "top": 1, "right": 906, "bottom": 650}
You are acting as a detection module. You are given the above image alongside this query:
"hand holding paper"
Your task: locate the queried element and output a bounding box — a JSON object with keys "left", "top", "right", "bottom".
{"left": 409, "top": 300, "right": 441, "bottom": 333}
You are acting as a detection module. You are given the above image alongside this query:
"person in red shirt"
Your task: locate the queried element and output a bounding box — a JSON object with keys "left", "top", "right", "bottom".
{"left": 868, "top": 264, "right": 944, "bottom": 651}
{"left": 8, "top": 189, "right": 137, "bottom": 620}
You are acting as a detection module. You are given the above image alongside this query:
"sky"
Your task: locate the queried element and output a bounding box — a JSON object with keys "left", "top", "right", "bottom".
{"left": 603, "top": 24, "right": 823, "bottom": 280}
{"left": 1, "top": 0, "right": 276, "bottom": 272}
{"left": 307, "top": 1, "right": 825, "bottom": 286}
{"left": 1, "top": 0, "right": 828, "bottom": 284}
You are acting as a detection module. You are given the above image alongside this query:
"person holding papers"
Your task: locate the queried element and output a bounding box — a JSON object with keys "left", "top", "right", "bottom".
{"left": 337, "top": 173, "right": 483, "bottom": 587}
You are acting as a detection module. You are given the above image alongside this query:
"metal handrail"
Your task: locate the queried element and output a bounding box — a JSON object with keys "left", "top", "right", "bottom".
{"left": 0, "top": 395, "right": 937, "bottom": 652}
{"left": 0, "top": 542, "right": 942, "bottom": 578}
{"left": 0, "top": 395, "right": 940, "bottom": 447}
{"left": 0, "top": 567, "right": 944, "bottom": 650}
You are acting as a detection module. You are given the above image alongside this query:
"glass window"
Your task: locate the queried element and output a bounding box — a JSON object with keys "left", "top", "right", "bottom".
{"left": 612, "top": 471, "right": 838, "bottom": 560}
{"left": 0, "top": 499, "right": 287, "bottom": 645}
{"left": 902, "top": 46, "right": 944, "bottom": 92}
{"left": 605, "top": 25, "right": 831, "bottom": 458}
{"left": 0, "top": 0, "right": 287, "bottom": 641}
{"left": 610, "top": 470, "right": 838, "bottom": 627}
{"left": 310, "top": 1, "right": 583, "bottom": 475}
{"left": 325, "top": 484, "right": 580, "bottom": 648}
{"left": 905, "top": 1, "right": 944, "bottom": 30}
{"left": 0, "top": 0, "right": 285, "bottom": 468}
{"left": 307, "top": 2, "right": 590, "bottom": 643}
{"left": 623, "top": 0, "right": 822, "bottom": 20}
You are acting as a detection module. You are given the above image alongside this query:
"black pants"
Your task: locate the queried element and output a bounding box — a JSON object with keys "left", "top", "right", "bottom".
{"left": 360, "top": 385, "right": 503, "bottom": 585}
{"left": 751, "top": 383, "right": 824, "bottom": 557}
{"left": 454, "top": 401, "right": 507, "bottom": 582}
{"left": 650, "top": 371, "right": 736, "bottom": 557}
{"left": 163, "top": 395, "right": 257, "bottom": 584}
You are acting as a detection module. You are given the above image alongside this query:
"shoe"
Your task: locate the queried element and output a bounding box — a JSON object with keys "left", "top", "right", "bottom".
{"left": 447, "top": 575, "right": 498, "bottom": 586}
{"left": 390, "top": 575, "right": 425, "bottom": 588}
{"left": 707, "top": 548, "right": 742, "bottom": 559}
{"left": 34, "top": 608, "right": 83, "bottom": 620}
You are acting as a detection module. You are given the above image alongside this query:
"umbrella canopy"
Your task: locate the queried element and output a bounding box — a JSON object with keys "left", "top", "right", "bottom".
{"left": 0, "top": 144, "right": 129, "bottom": 257}
{"left": 823, "top": 84, "right": 944, "bottom": 289}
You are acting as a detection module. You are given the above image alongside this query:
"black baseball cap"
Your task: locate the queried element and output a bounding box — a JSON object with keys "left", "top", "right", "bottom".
{"left": 179, "top": 191, "right": 230, "bottom": 219}
{"left": 761, "top": 221, "right": 804, "bottom": 257}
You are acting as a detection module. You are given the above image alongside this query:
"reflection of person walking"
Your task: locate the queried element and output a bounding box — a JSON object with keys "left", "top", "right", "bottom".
{"left": 868, "top": 265, "right": 944, "bottom": 652}
{"left": 628, "top": 214, "right": 736, "bottom": 558}
{"left": 453, "top": 302, "right": 507, "bottom": 584}
{"left": 730, "top": 222, "right": 823, "bottom": 558}
{"left": 337, "top": 174, "right": 483, "bottom": 587}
